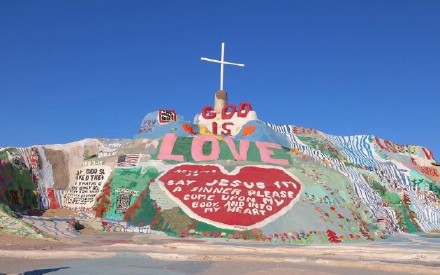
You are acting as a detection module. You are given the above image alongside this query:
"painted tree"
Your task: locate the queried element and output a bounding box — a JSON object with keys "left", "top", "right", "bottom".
{"left": 326, "top": 229, "right": 342, "bottom": 243}
{"left": 93, "top": 179, "right": 113, "bottom": 218}
{"left": 123, "top": 179, "right": 158, "bottom": 227}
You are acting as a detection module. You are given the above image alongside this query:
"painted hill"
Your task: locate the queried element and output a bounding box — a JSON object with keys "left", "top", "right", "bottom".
{"left": 1, "top": 103, "right": 439, "bottom": 244}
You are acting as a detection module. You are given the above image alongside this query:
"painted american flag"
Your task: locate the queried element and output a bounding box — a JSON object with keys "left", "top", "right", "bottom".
{"left": 117, "top": 154, "right": 140, "bottom": 167}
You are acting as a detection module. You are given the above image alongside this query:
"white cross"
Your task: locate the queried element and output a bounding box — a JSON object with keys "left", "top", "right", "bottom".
{"left": 201, "top": 42, "right": 245, "bottom": 91}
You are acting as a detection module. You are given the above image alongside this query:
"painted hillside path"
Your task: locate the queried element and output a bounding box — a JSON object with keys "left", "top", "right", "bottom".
{"left": 20, "top": 215, "right": 79, "bottom": 239}
{"left": 0, "top": 207, "right": 45, "bottom": 239}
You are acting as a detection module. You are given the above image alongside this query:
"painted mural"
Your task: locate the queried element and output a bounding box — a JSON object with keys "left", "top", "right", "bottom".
{"left": 1, "top": 105, "right": 439, "bottom": 244}
{"left": 157, "top": 163, "right": 302, "bottom": 230}
{"left": 194, "top": 102, "right": 258, "bottom": 136}
{"left": 63, "top": 165, "right": 112, "bottom": 209}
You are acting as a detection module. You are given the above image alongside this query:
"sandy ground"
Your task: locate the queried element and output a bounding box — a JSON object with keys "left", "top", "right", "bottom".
{"left": 1, "top": 209, "right": 439, "bottom": 274}
{"left": 41, "top": 208, "right": 78, "bottom": 218}
{"left": 1, "top": 231, "right": 440, "bottom": 274}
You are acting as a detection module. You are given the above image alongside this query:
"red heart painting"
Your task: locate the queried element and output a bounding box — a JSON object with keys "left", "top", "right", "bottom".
{"left": 158, "top": 164, "right": 302, "bottom": 230}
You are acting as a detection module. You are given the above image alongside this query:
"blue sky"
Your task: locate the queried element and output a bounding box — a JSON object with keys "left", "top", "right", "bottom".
{"left": 1, "top": 1, "right": 439, "bottom": 159}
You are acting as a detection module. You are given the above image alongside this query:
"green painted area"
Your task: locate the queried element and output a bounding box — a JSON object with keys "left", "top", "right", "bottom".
{"left": 0, "top": 162, "right": 38, "bottom": 211}
{"left": 369, "top": 178, "right": 420, "bottom": 233}
{"left": 384, "top": 192, "right": 401, "bottom": 205}
{"left": 153, "top": 207, "right": 237, "bottom": 237}
{"left": 0, "top": 148, "right": 21, "bottom": 161}
{"left": 104, "top": 167, "right": 154, "bottom": 221}
{"left": 409, "top": 170, "right": 431, "bottom": 191}
{"left": 195, "top": 221, "right": 235, "bottom": 235}
{"left": 0, "top": 150, "right": 10, "bottom": 161}
{"left": 429, "top": 182, "right": 440, "bottom": 197}
{"left": 0, "top": 203, "right": 14, "bottom": 216}
{"left": 371, "top": 181, "right": 401, "bottom": 204}
{"left": 297, "top": 136, "right": 342, "bottom": 160}
{"left": 128, "top": 188, "right": 157, "bottom": 227}
{"left": 287, "top": 162, "right": 354, "bottom": 205}
{"left": 394, "top": 204, "right": 419, "bottom": 233}
{"left": 155, "top": 207, "right": 193, "bottom": 234}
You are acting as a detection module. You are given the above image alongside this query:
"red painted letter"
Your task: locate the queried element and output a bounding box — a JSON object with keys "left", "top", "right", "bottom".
{"left": 221, "top": 104, "right": 236, "bottom": 119}
{"left": 202, "top": 106, "right": 216, "bottom": 119}
{"left": 237, "top": 102, "right": 252, "bottom": 118}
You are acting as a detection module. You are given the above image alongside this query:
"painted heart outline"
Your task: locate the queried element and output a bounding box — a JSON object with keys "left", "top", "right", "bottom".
{"left": 157, "top": 163, "right": 303, "bottom": 230}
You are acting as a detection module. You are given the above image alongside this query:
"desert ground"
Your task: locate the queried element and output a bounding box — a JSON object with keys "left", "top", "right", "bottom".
{"left": 1, "top": 209, "right": 439, "bottom": 275}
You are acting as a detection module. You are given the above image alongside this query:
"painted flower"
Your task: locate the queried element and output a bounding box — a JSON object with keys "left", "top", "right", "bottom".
{"left": 182, "top": 123, "right": 196, "bottom": 135}
{"left": 242, "top": 125, "right": 256, "bottom": 136}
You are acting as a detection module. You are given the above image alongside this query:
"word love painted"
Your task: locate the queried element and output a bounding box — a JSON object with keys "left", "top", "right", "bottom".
{"left": 158, "top": 133, "right": 290, "bottom": 165}
{"left": 158, "top": 164, "right": 302, "bottom": 230}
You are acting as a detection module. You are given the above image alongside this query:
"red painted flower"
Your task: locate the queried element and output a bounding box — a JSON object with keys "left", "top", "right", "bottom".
{"left": 211, "top": 232, "right": 221, "bottom": 238}
{"left": 182, "top": 123, "right": 196, "bottom": 135}
{"left": 326, "top": 229, "right": 342, "bottom": 243}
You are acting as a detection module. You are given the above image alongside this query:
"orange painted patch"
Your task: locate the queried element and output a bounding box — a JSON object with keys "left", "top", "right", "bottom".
{"left": 242, "top": 125, "right": 255, "bottom": 136}
{"left": 182, "top": 123, "right": 196, "bottom": 135}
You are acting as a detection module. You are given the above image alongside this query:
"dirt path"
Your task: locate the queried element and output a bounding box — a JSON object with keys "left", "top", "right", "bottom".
{"left": 1, "top": 231, "right": 439, "bottom": 274}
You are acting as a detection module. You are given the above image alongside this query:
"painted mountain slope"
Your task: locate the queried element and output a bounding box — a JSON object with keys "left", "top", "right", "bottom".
{"left": 1, "top": 110, "right": 439, "bottom": 244}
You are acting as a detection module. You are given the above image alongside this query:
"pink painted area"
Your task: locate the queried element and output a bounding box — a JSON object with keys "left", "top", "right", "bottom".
{"left": 375, "top": 137, "right": 397, "bottom": 153}
{"left": 422, "top": 147, "right": 434, "bottom": 160}
{"left": 191, "top": 135, "right": 220, "bottom": 161}
{"left": 157, "top": 133, "right": 184, "bottom": 162}
{"left": 223, "top": 137, "right": 250, "bottom": 161}
{"left": 255, "top": 142, "right": 289, "bottom": 165}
